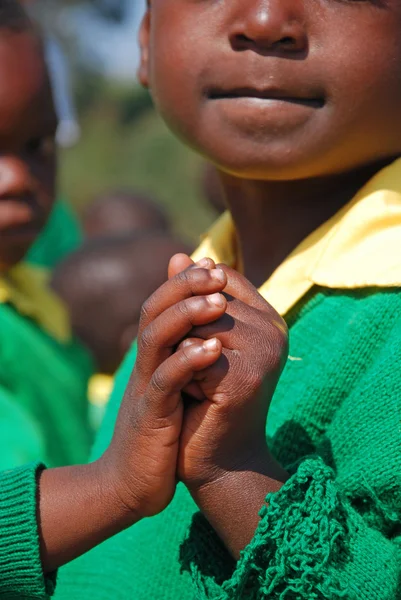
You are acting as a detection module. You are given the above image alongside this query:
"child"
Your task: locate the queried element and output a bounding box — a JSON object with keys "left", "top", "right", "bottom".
{"left": 82, "top": 189, "right": 169, "bottom": 239}
{"left": 51, "top": 233, "right": 192, "bottom": 426}
{"left": 2, "top": 0, "right": 401, "bottom": 599}
{"left": 0, "top": 2, "right": 92, "bottom": 471}
{"left": 53, "top": 0, "right": 401, "bottom": 598}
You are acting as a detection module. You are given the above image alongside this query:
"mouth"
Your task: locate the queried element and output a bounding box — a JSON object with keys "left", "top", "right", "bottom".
{"left": 208, "top": 87, "right": 324, "bottom": 109}
{"left": 0, "top": 197, "right": 43, "bottom": 235}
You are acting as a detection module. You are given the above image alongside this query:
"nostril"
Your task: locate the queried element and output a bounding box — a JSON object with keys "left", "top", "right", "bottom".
{"left": 280, "top": 37, "right": 295, "bottom": 46}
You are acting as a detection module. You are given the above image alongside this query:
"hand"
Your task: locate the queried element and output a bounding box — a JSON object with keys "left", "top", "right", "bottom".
{"left": 169, "top": 256, "right": 288, "bottom": 492}
{"left": 99, "top": 260, "right": 230, "bottom": 519}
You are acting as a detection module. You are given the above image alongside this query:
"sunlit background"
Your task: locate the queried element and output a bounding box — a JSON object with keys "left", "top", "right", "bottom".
{"left": 34, "top": 0, "right": 217, "bottom": 245}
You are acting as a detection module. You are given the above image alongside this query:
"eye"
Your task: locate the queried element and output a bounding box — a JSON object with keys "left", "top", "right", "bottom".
{"left": 25, "top": 135, "right": 56, "bottom": 157}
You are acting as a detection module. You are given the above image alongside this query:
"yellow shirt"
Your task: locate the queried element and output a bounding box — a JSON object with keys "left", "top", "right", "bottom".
{"left": 0, "top": 263, "right": 71, "bottom": 343}
{"left": 192, "top": 158, "right": 401, "bottom": 316}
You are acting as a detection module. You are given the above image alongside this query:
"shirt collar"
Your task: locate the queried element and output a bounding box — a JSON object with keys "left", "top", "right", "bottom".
{"left": 192, "top": 158, "right": 401, "bottom": 316}
{"left": 0, "top": 263, "right": 71, "bottom": 342}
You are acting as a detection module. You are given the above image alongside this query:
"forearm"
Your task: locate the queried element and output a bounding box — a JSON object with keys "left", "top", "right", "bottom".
{"left": 188, "top": 450, "right": 289, "bottom": 560}
{"left": 37, "top": 458, "right": 139, "bottom": 573}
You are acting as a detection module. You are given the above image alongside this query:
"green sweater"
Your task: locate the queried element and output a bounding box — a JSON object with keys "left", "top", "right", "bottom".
{"left": 2, "top": 288, "right": 401, "bottom": 598}
{"left": 0, "top": 303, "right": 93, "bottom": 471}
{"left": 26, "top": 200, "right": 83, "bottom": 270}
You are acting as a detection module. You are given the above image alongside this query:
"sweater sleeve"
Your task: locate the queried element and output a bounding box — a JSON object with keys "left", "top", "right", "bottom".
{"left": 0, "top": 462, "right": 57, "bottom": 598}
{"left": 180, "top": 329, "right": 401, "bottom": 599}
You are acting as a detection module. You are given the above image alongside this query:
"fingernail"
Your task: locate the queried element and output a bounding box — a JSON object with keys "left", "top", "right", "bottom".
{"left": 203, "top": 338, "right": 218, "bottom": 352}
{"left": 210, "top": 268, "right": 225, "bottom": 283}
{"left": 208, "top": 293, "right": 225, "bottom": 307}
{"left": 197, "top": 257, "right": 211, "bottom": 267}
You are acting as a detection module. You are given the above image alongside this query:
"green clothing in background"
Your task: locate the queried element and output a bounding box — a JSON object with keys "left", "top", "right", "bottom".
{"left": 26, "top": 200, "right": 82, "bottom": 270}
{"left": 0, "top": 302, "right": 93, "bottom": 470}
{"left": 53, "top": 288, "right": 401, "bottom": 600}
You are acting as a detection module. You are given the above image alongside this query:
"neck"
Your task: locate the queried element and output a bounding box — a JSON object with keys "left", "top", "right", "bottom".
{"left": 219, "top": 160, "right": 391, "bottom": 288}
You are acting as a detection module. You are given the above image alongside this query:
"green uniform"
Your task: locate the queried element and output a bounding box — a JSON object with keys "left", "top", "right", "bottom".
{"left": 1, "top": 289, "right": 401, "bottom": 598}
{"left": 0, "top": 301, "right": 93, "bottom": 470}
{"left": 26, "top": 200, "right": 82, "bottom": 270}
{"left": 49, "top": 288, "right": 401, "bottom": 600}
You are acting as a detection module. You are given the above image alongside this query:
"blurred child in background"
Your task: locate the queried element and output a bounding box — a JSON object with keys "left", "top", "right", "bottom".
{"left": 52, "top": 232, "right": 192, "bottom": 427}
{"left": 0, "top": 2, "right": 92, "bottom": 469}
{"left": 83, "top": 189, "right": 169, "bottom": 239}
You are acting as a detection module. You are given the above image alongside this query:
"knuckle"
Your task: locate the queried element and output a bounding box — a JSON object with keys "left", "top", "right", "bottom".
{"left": 150, "top": 369, "right": 168, "bottom": 396}
{"left": 180, "top": 343, "right": 200, "bottom": 367}
{"left": 175, "top": 268, "right": 192, "bottom": 290}
{"left": 176, "top": 297, "right": 192, "bottom": 321}
{"left": 139, "top": 325, "right": 156, "bottom": 353}
{"left": 140, "top": 296, "right": 154, "bottom": 326}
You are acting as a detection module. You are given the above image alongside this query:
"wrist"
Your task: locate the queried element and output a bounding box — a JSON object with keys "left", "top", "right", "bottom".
{"left": 96, "top": 452, "right": 145, "bottom": 525}
{"left": 186, "top": 448, "right": 289, "bottom": 560}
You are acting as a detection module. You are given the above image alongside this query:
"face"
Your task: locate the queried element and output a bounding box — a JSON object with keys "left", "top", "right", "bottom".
{"left": 0, "top": 31, "right": 57, "bottom": 272}
{"left": 139, "top": 0, "right": 401, "bottom": 181}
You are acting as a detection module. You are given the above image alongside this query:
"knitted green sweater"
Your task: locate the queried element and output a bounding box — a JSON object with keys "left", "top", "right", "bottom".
{"left": 0, "top": 303, "right": 93, "bottom": 597}
{"left": 2, "top": 288, "right": 401, "bottom": 598}
{"left": 53, "top": 288, "right": 401, "bottom": 600}
{"left": 0, "top": 303, "right": 93, "bottom": 471}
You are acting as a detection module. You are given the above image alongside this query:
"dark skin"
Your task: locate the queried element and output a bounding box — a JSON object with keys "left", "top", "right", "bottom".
{"left": 31, "top": 0, "right": 401, "bottom": 577}
{"left": 134, "top": 0, "right": 401, "bottom": 559}
{"left": 0, "top": 30, "right": 57, "bottom": 272}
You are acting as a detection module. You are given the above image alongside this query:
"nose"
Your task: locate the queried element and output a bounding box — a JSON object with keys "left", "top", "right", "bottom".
{"left": 0, "top": 157, "right": 33, "bottom": 198}
{"left": 229, "top": 0, "right": 307, "bottom": 55}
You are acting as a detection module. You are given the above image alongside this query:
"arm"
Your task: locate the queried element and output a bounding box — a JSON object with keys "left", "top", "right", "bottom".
{"left": 38, "top": 263, "right": 227, "bottom": 574}
{"left": 0, "top": 261, "right": 228, "bottom": 598}
{"left": 189, "top": 449, "right": 287, "bottom": 559}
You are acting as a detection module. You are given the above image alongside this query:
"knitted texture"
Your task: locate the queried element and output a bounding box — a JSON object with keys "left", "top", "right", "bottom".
{"left": 181, "top": 458, "right": 353, "bottom": 599}
{"left": 0, "top": 462, "right": 56, "bottom": 598}
{"left": 55, "top": 289, "right": 401, "bottom": 600}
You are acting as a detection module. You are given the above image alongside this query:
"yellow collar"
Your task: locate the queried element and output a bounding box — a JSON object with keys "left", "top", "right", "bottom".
{"left": 0, "top": 263, "right": 71, "bottom": 343}
{"left": 88, "top": 374, "right": 115, "bottom": 408}
{"left": 192, "top": 158, "right": 401, "bottom": 316}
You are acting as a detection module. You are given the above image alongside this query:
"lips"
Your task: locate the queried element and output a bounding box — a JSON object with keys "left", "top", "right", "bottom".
{"left": 0, "top": 198, "right": 42, "bottom": 234}
{"left": 208, "top": 87, "right": 324, "bottom": 109}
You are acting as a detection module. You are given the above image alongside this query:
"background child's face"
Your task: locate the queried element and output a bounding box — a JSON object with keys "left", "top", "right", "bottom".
{"left": 140, "top": 0, "right": 401, "bottom": 181}
{"left": 0, "top": 31, "right": 57, "bottom": 272}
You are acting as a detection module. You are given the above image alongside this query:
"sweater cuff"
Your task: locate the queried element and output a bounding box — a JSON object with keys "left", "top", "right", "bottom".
{"left": 180, "top": 457, "right": 351, "bottom": 599}
{"left": 0, "top": 462, "right": 57, "bottom": 598}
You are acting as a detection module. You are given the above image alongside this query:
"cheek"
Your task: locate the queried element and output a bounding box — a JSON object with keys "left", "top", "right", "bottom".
{"left": 149, "top": 17, "right": 206, "bottom": 144}
{"left": 31, "top": 158, "right": 57, "bottom": 209}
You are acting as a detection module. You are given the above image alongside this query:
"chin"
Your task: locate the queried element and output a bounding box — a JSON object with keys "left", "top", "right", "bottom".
{"left": 0, "top": 242, "right": 35, "bottom": 273}
{"left": 204, "top": 145, "right": 328, "bottom": 181}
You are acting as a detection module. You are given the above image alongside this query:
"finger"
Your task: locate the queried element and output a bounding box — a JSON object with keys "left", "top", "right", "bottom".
{"left": 146, "top": 338, "right": 222, "bottom": 419}
{"left": 217, "top": 264, "right": 273, "bottom": 313}
{"left": 189, "top": 295, "right": 286, "bottom": 352}
{"left": 136, "top": 293, "right": 227, "bottom": 385}
{"left": 168, "top": 255, "right": 216, "bottom": 279}
{"left": 139, "top": 265, "right": 227, "bottom": 333}
{"left": 182, "top": 382, "right": 206, "bottom": 401}
{"left": 179, "top": 338, "right": 206, "bottom": 400}
{"left": 168, "top": 254, "right": 194, "bottom": 279}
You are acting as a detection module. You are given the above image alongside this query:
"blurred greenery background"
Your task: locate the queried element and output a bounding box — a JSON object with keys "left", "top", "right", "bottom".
{"left": 58, "top": 73, "right": 216, "bottom": 247}
{"left": 28, "top": 0, "right": 218, "bottom": 246}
